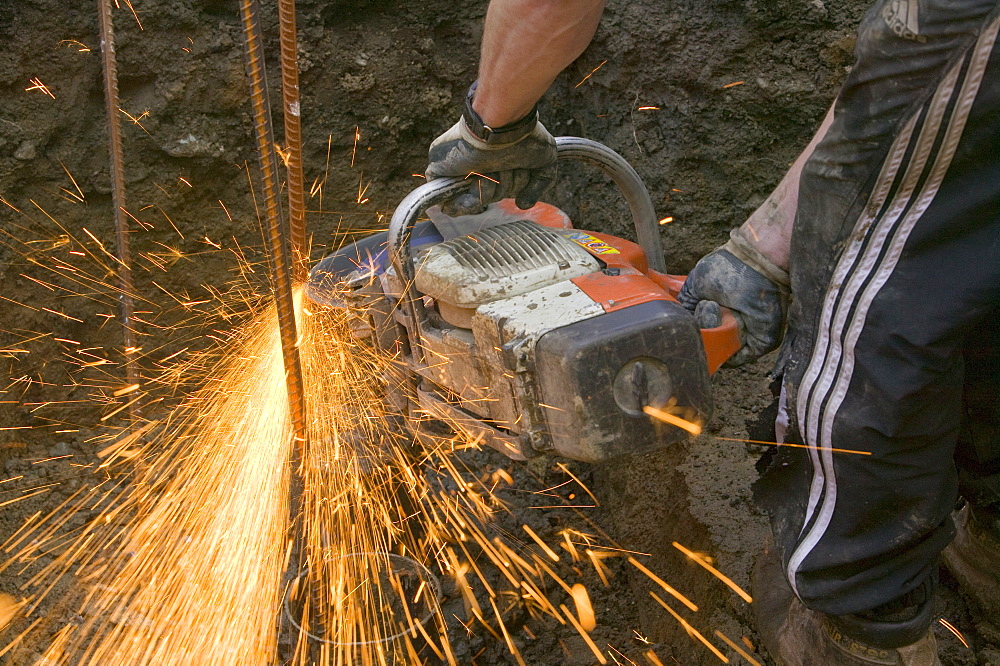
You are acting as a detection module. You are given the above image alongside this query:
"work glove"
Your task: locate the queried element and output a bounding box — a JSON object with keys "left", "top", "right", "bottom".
{"left": 678, "top": 228, "right": 790, "bottom": 368}
{"left": 426, "top": 82, "right": 557, "bottom": 216}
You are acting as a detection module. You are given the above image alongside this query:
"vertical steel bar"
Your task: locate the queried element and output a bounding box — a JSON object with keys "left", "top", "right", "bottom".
{"left": 238, "top": 4, "right": 311, "bottom": 654}
{"left": 97, "top": 0, "right": 141, "bottom": 422}
{"left": 276, "top": 0, "right": 309, "bottom": 282}
{"left": 238, "top": 0, "right": 309, "bottom": 447}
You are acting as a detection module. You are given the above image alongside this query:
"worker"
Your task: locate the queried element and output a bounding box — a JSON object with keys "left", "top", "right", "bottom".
{"left": 424, "top": 1, "right": 1000, "bottom": 664}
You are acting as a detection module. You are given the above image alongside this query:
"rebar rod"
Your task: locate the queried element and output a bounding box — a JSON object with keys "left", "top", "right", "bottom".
{"left": 97, "top": 0, "right": 141, "bottom": 423}
{"left": 276, "top": 0, "right": 309, "bottom": 282}
{"left": 238, "top": 0, "right": 309, "bottom": 448}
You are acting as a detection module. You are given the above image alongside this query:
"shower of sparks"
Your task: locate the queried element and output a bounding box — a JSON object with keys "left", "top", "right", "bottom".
{"left": 31, "top": 302, "right": 293, "bottom": 664}
{"left": 0, "top": 195, "right": 761, "bottom": 665}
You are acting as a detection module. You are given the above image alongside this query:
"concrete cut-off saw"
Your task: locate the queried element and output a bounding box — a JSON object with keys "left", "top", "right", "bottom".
{"left": 305, "top": 138, "right": 740, "bottom": 463}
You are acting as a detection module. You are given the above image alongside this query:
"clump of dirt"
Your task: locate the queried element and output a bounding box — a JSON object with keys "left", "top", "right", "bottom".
{"left": 1, "top": 0, "right": 994, "bottom": 664}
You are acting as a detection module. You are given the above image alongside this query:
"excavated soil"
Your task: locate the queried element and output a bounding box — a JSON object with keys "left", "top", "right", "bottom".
{"left": 1, "top": 0, "right": 996, "bottom": 664}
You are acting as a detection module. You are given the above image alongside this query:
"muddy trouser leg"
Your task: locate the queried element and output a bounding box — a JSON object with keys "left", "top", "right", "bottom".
{"left": 753, "top": 0, "right": 1000, "bottom": 650}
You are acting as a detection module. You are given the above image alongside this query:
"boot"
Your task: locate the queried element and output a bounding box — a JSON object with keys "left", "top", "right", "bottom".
{"left": 752, "top": 542, "right": 941, "bottom": 666}
{"left": 942, "top": 503, "right": 1000, "bottom": 643}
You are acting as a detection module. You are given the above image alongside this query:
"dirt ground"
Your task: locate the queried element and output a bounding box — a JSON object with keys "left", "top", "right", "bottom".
{"left": 1, "top": 0, "right": 997, "bottom": 664}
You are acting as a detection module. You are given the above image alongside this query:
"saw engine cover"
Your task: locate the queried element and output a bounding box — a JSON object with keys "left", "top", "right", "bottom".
{"left": 305, "top": 195, "right": 740, "bottom": 463}
{"left": 415, "top": 219, "right": 601, "bottom": 328}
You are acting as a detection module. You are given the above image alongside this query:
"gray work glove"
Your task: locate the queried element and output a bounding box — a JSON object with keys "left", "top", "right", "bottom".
{"left": 426, "top": 82, "right": 557, "bottom": 216}
{"left": 678, "top": 228, "right": 790, "bottom": 367}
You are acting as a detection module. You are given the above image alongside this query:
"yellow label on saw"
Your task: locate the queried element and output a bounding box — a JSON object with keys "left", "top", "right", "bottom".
{"left": 562, "top": 230, "right": 620, "bottom": 255}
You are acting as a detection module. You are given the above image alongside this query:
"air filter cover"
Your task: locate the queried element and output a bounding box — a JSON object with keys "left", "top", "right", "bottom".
{"left": 415, "top": 220, "right": 600, "bottom": 311}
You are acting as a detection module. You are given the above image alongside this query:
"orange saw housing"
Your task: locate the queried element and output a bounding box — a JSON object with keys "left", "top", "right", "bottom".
{"left": 491, "top": 199, "right": 740, "bottom": 375}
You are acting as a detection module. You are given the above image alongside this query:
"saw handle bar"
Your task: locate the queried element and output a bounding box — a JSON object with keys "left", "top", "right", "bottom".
{"left": 387, "top": 136, "right": 666, "bottom": 286}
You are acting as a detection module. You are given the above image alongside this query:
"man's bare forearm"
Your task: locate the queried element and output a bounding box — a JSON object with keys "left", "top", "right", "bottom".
{"left": 739, "top": 102, "right": 836, "bottom": 269}
{"left": 473, "top": 0, "right": 606, "bottom": 127}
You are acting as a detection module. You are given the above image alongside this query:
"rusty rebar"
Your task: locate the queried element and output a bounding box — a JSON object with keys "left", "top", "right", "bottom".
{"left": 238, "top": 0, "right": 309, "bottom": 448}
{"left": 276, "top": 0, "right": 308, "bottom": 282}
{"left": 97, "top": 0, "right": 141, "bottom": 423}
{"left": 238, "top": 6, "right": 312, "bottom": 656}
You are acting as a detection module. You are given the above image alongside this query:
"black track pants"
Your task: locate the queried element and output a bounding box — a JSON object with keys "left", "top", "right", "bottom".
{"left": 754, "top": 0, "right": 1000, "bottom": 635}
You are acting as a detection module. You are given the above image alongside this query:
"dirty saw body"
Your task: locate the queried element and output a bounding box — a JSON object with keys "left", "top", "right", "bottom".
{"left": 306, "top": 138, "right": 739, "bottom": 463}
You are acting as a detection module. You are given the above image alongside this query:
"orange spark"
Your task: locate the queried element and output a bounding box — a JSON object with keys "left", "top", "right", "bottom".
{"left": 523, "top": 524, "right": 560, "bottom": 562}
{"left": 118, "top": 107, "right": 152, "bottom": 135}
{"left": 356, "top": 174, "right": 371, "bottom": 204}
{"left": 465, "top": 171, "right": 500, "bottom": 184}
{"left": 649, "top": 593, "right": 729, "bottom": 663}
{"left": 59, "top": 39, "right": 91, "bottom": 52}
{"left": 723, "top": 81, "right": 745, "bottom": 89}
{"left": 658, "top": 217, "right": 674, "bottom": 225}
{"left": 938, "top": 618, "right": 969, "bottom": 648}
{"left": 607, "top": 644, "right": 639, "bottom": 665}
{"left": 714, "top": 630, "right": 762, "bottom": 665}
{"left": 570, "top": 583, "right": 597, "bottom": 631}
{"left": 58, "top": 161, "right": 86, "bottom": 202}
{"left": 643, "top": 405, "right": 702, "bottom": 435}
{"left": 627, "top": 556, "right": 698, "bottom": 612}
{"left": 713, "top": 435, "right": 872, "bottom": 456}
{"left": 559, "top": 604, "right": 607, "bottom": 663}
{"left": 40, "top": 308, "right": 84, "bottom": 323}
{"left": 644, "top": 649, "right": 666, "bottom": 665}
{"left": 217, "top": 200, "right": 233, "bottom": 223}
{"left": 575, "top": 60, "right": 608, "bottom": 88}
{"left": 672, "top": 542, "right": 752, "bottom": 603}
{"left": 587, "top": 549, "right": 613, "bottom": 587}
{"left": 490, "top": 597, "right": 527, "bottom": 666}
{"left": 119, "top": 0, "right": 144, "bottom": 29}
{"left": 25, "top": 77, "right": 55, "bottom": 99}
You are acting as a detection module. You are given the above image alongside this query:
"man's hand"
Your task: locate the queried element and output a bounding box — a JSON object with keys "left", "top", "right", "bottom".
{"left": 425, "top": 97, "right": 557, "bottom": 216}
{"left": 678, "top": 228, "right": 790, "bottom": 367}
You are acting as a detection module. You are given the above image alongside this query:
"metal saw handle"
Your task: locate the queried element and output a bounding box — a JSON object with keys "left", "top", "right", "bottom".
{"left": 387, "top": 136, "right": 665, "bottom": 284}
{"left": 553, "top": 137, "right": 665, "bottom": 272}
